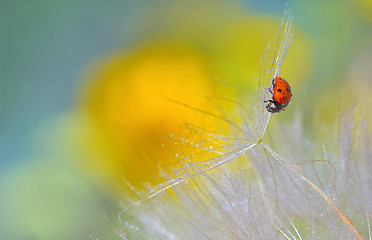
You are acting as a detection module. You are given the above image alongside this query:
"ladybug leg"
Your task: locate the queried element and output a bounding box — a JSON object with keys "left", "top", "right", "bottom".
{"left": 267, "top": 78, "right": 275, "bottom": 94}
{"left": 265, "top": 87, "right": 273, "bottom": 95}
{"left": 264, "top": 99, "right": 274, "bottom": 103}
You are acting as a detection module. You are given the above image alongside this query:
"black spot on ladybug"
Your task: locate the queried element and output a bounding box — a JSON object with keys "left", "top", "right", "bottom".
{"left": 277, "top": 89, "right": 282, "bottom": 92}
{"left": 286, "top": 88, "right": 290, "bottom": 92}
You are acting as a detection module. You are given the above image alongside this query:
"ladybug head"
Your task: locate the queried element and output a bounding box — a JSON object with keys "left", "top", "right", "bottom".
{"left": 265, "top": 99, "right": 284, "bottom": 113}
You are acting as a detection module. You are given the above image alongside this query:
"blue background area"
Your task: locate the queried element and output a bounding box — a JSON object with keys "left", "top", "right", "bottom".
{"left": 1, "top": 1, "right": 140, "bottom": 168}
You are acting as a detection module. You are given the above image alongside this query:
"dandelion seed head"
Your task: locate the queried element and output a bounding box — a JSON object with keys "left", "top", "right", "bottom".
{"left": 106, "top": 7, "right": 371, "bottom": 240}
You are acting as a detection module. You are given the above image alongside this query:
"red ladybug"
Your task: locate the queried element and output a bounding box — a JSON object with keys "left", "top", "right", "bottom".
{"left": 265, "top": 77, "right": 292, "bottom": 113}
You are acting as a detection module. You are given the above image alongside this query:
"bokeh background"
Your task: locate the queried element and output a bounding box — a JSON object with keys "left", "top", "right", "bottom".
{"left": 2, "top": 0, "right": 372, "bottom": 239}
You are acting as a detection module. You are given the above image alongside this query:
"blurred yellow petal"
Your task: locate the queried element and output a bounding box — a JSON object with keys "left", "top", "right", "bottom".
{"left": 78, "top": 45, "right": 215, "bottom": 190}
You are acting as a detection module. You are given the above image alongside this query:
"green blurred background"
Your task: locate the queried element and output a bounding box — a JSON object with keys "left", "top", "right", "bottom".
{"left": 1, "top": 0, "right": 372, "bottom": 239}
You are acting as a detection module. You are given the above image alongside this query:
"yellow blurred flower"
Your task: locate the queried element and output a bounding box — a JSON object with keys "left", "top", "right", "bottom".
{"left": 78, "top": 44, "right": 215, "bottom": 190}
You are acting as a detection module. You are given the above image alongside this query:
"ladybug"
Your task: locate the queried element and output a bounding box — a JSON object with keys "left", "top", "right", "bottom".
{"left": 264, "top": 77, "right": 292, "bottom": 113}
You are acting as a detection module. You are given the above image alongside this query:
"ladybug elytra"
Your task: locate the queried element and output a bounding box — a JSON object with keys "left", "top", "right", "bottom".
{"left": 264, "top": 77, "right": 292, "bottom": 113}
